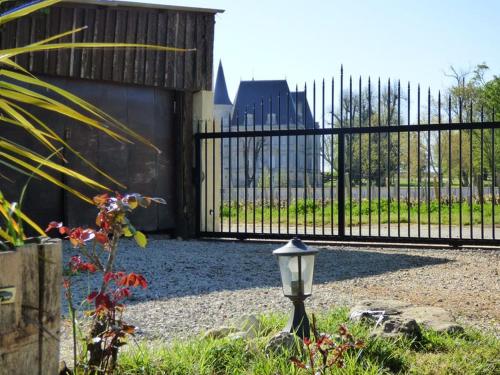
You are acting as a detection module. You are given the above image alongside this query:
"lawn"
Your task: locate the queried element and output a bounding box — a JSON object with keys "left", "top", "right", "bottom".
{"left": 221, "top": 199, "right": 499, "bottom": 227}
{"left": 117, "top": 308, "right": 499, "bottom": 374}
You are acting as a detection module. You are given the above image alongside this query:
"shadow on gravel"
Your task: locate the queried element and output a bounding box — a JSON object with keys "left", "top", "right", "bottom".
{"left": 61, "top": 241, "right": 452, "bottom": 309}
{"left": 312, "top": 249, "right": 450, "bottom": 284}
{"left": 111, "top": 242, "right": 452, "bottom": 304}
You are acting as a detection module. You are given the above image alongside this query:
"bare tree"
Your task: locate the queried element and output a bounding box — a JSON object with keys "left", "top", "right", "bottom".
{"left": 321, "top": 135, "right": 337, "bottom": 175}
{"left": 242, "top": 137, "right": 263, "bottom": 187}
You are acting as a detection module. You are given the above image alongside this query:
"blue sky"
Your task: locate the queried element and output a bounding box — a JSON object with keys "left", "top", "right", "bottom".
{"left": 133, "top": 0, "right": 499, "bottom": 101}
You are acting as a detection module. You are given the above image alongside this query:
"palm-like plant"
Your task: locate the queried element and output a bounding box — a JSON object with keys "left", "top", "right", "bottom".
{"left": 0, "top": 0, "right": 190, "bottom": 247}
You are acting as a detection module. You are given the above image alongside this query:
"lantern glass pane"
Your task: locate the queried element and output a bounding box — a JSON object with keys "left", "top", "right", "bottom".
{"left": 301, "top": 254, "right": 315, "bottom": 296}
{"left": 278, "top": 255, "right": 295, "bottom": 296}
{"left": 278, "top": 254, "right": 315, "bottom": 297}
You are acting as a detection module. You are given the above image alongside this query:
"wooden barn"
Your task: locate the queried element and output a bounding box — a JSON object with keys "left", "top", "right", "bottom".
{"left": 0, "top": 0, "right": 221, "bottom": 238}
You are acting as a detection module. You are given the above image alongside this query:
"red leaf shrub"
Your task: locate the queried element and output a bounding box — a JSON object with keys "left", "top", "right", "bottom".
{"left": 46, "top": 193, "right": 164, "bottom": 373}
{"left": 290, "top": 315, "right": 365, "bottom": 374}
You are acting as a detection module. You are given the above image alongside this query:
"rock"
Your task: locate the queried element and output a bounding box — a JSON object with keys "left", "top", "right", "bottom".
{"left": 232, "top": 315, "right": 263, "bottom": 339}
{"left": 349, "top": 299, "right": 463, "bottom": 339}
{"left": 228, "top": 331, "right": 248, "bottom": 340}
{"left": 203, "top": 326, "right": 236, "bottom": 339}
{"left": 401, "top": 306, "right": 464, "bottom": 334}
{"left": 350, "top": 299, "right": 412, "bottom": 319}
{"left": 379, "top": 318, "right": 422, "bottom": 340}
{"left": 204, "top": 315, "right": 263, "bottom": 341}
{"left": 265, "top": 332, "right": 299, "bottom": 356}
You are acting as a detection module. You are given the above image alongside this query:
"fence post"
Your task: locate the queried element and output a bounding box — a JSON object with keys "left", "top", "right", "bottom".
{"left": 338, "top": 132, "right": 345, "bottom": 237}
{"left": 195, "top": 127, "right": 202, "bottom": 237}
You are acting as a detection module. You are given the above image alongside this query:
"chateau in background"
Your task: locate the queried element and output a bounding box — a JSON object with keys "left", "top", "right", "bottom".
{"left": 213, "top": 61, "right": 321, "bottom": 192}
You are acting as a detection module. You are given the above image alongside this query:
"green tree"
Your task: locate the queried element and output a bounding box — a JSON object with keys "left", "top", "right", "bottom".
{"left": 480, "top": 76, "right": 500, "bottom": 115}
{"left": 436, "top": 64, "right": 500, "bottom": 188}
{"left": 323, "top": 80, "right": 407, "bottom": 187}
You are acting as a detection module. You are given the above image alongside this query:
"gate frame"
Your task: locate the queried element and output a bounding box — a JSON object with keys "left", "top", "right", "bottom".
{"left": 195, "top": 119, "right": 500, "bottom": 247}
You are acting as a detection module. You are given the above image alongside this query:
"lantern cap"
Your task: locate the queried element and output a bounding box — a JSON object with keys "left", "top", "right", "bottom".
{"left": 272, "top": 237, "right": 319, "bottom": 256}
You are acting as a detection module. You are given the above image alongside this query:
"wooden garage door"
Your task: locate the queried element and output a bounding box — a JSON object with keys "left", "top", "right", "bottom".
{"left": 56, "top": 77, "right": 177, "bottom": 231}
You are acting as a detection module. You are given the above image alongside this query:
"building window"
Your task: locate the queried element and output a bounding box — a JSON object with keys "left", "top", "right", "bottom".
{"left": 266, "top": 113, "right": 277, "bottom": 125}
{"left": 246, "top": 113, "right": 254, "bottom": 126}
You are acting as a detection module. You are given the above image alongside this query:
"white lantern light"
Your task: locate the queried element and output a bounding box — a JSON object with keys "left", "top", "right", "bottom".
{"left": 274, "top": 238, "right": 318, "bottom": 298}
{"left": 273, "top": 238, "right": 318, "bottom": 339}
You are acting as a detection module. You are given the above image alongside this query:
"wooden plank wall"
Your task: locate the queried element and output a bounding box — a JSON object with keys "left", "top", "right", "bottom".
{"left": 1, "top": 2, "right": 215, "bottom": 91}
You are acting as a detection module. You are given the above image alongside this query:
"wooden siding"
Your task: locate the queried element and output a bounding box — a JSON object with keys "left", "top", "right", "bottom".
{"left": 1, "top": 2, "right": 215, "bottom": 91}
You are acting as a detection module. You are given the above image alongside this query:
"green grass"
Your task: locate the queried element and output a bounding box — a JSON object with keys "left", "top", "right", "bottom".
{"left": 117, "top": 308, "right": 500, "bottom": 374}
{"left": 221, "top": 199, "right": 500, "bottom": 226}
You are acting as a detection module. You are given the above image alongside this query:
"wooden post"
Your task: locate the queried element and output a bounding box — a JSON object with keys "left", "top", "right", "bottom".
{"left": 0, "top": 239, "right": 62, "bottom": 375}
{"left": 194, "top": 90, "right": 219, "bottom": 233}
{"left": 175, "top": 92, "right": 196, "bottom": 239}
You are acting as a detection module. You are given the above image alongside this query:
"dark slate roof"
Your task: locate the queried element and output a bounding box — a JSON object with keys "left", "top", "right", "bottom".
{"left": 214, "top": 61, "right": 232, "bottom": 105}
{"left": 230, "top": 80, "right": 315, "bottom": 128}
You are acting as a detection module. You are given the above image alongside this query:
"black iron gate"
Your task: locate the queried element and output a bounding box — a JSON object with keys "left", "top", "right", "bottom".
{"left": 196, "top": 69, "right": 500, "bottom": 246}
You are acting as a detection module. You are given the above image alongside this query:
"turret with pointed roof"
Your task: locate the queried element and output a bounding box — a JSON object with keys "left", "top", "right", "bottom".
{"left": 214, "top": 60, "right": 232, "bottom": 105}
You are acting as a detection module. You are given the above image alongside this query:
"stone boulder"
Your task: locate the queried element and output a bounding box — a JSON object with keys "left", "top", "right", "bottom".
{"left": 402, "top": 306, "right": 464, "bottom": 334}
{"left": 265, "top": 332, "right": 299, "bottom": 356}
{"left": 203, "top": 326, "right": 236, "bottom": 339}
{"left": 379, "top": 318, "right": 422, "bottom": 340}
{"left": 202, "top": 314, "right": 264, "bottom": 341}
{"left": 232, "top": 315, "right": 263, "bottom": 339}
{"left": 349, "top": 299, "right": 463, "bottom": 339}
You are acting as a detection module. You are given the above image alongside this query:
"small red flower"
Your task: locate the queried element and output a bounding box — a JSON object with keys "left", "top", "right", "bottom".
{"left": 93, "top": 194, "right": 109, "bottom": 206}
{"left": 67, "top": 227, "right": 95, "bottom": 247}
{"left": 95, "top": 212, "right": 110, "bottom": 231}
{"left": 86, "top": 291, "right": 98, "bottom": 302}
{"left": 45, "top": 221, "right": 70, "bottom": 235}
{"left": 83, "top": 263, "right": 96, "bottom": 272}
{"left": 95, "top": 293, "right": 113, "bottom": 309}
{"left": 117, "top": 272, "right": 147, "bottom": 289}
{"left": 87, "top": 292, "right": 115, "bottom": 313}
{"left": 113, "top": 287, "right": 132, "bottom": 300}
{"left": 121, "top": 324, "right": 136, "bottom": 334}
{"left": 103, "top": 272, "right": 115, "bottom": 284}
{"left": 45, "top": 221, "right": 62, "bottom": 232}
{"left": 69, "top": 256, "right": 97, "bottom": 273}
{"left": 95, "top": 231, "right": 108, "bottom": 244}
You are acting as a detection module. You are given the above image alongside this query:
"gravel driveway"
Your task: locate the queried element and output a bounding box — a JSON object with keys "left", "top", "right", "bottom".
{"left": 60, "top": 237, "right": 499, "bottom": 361}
